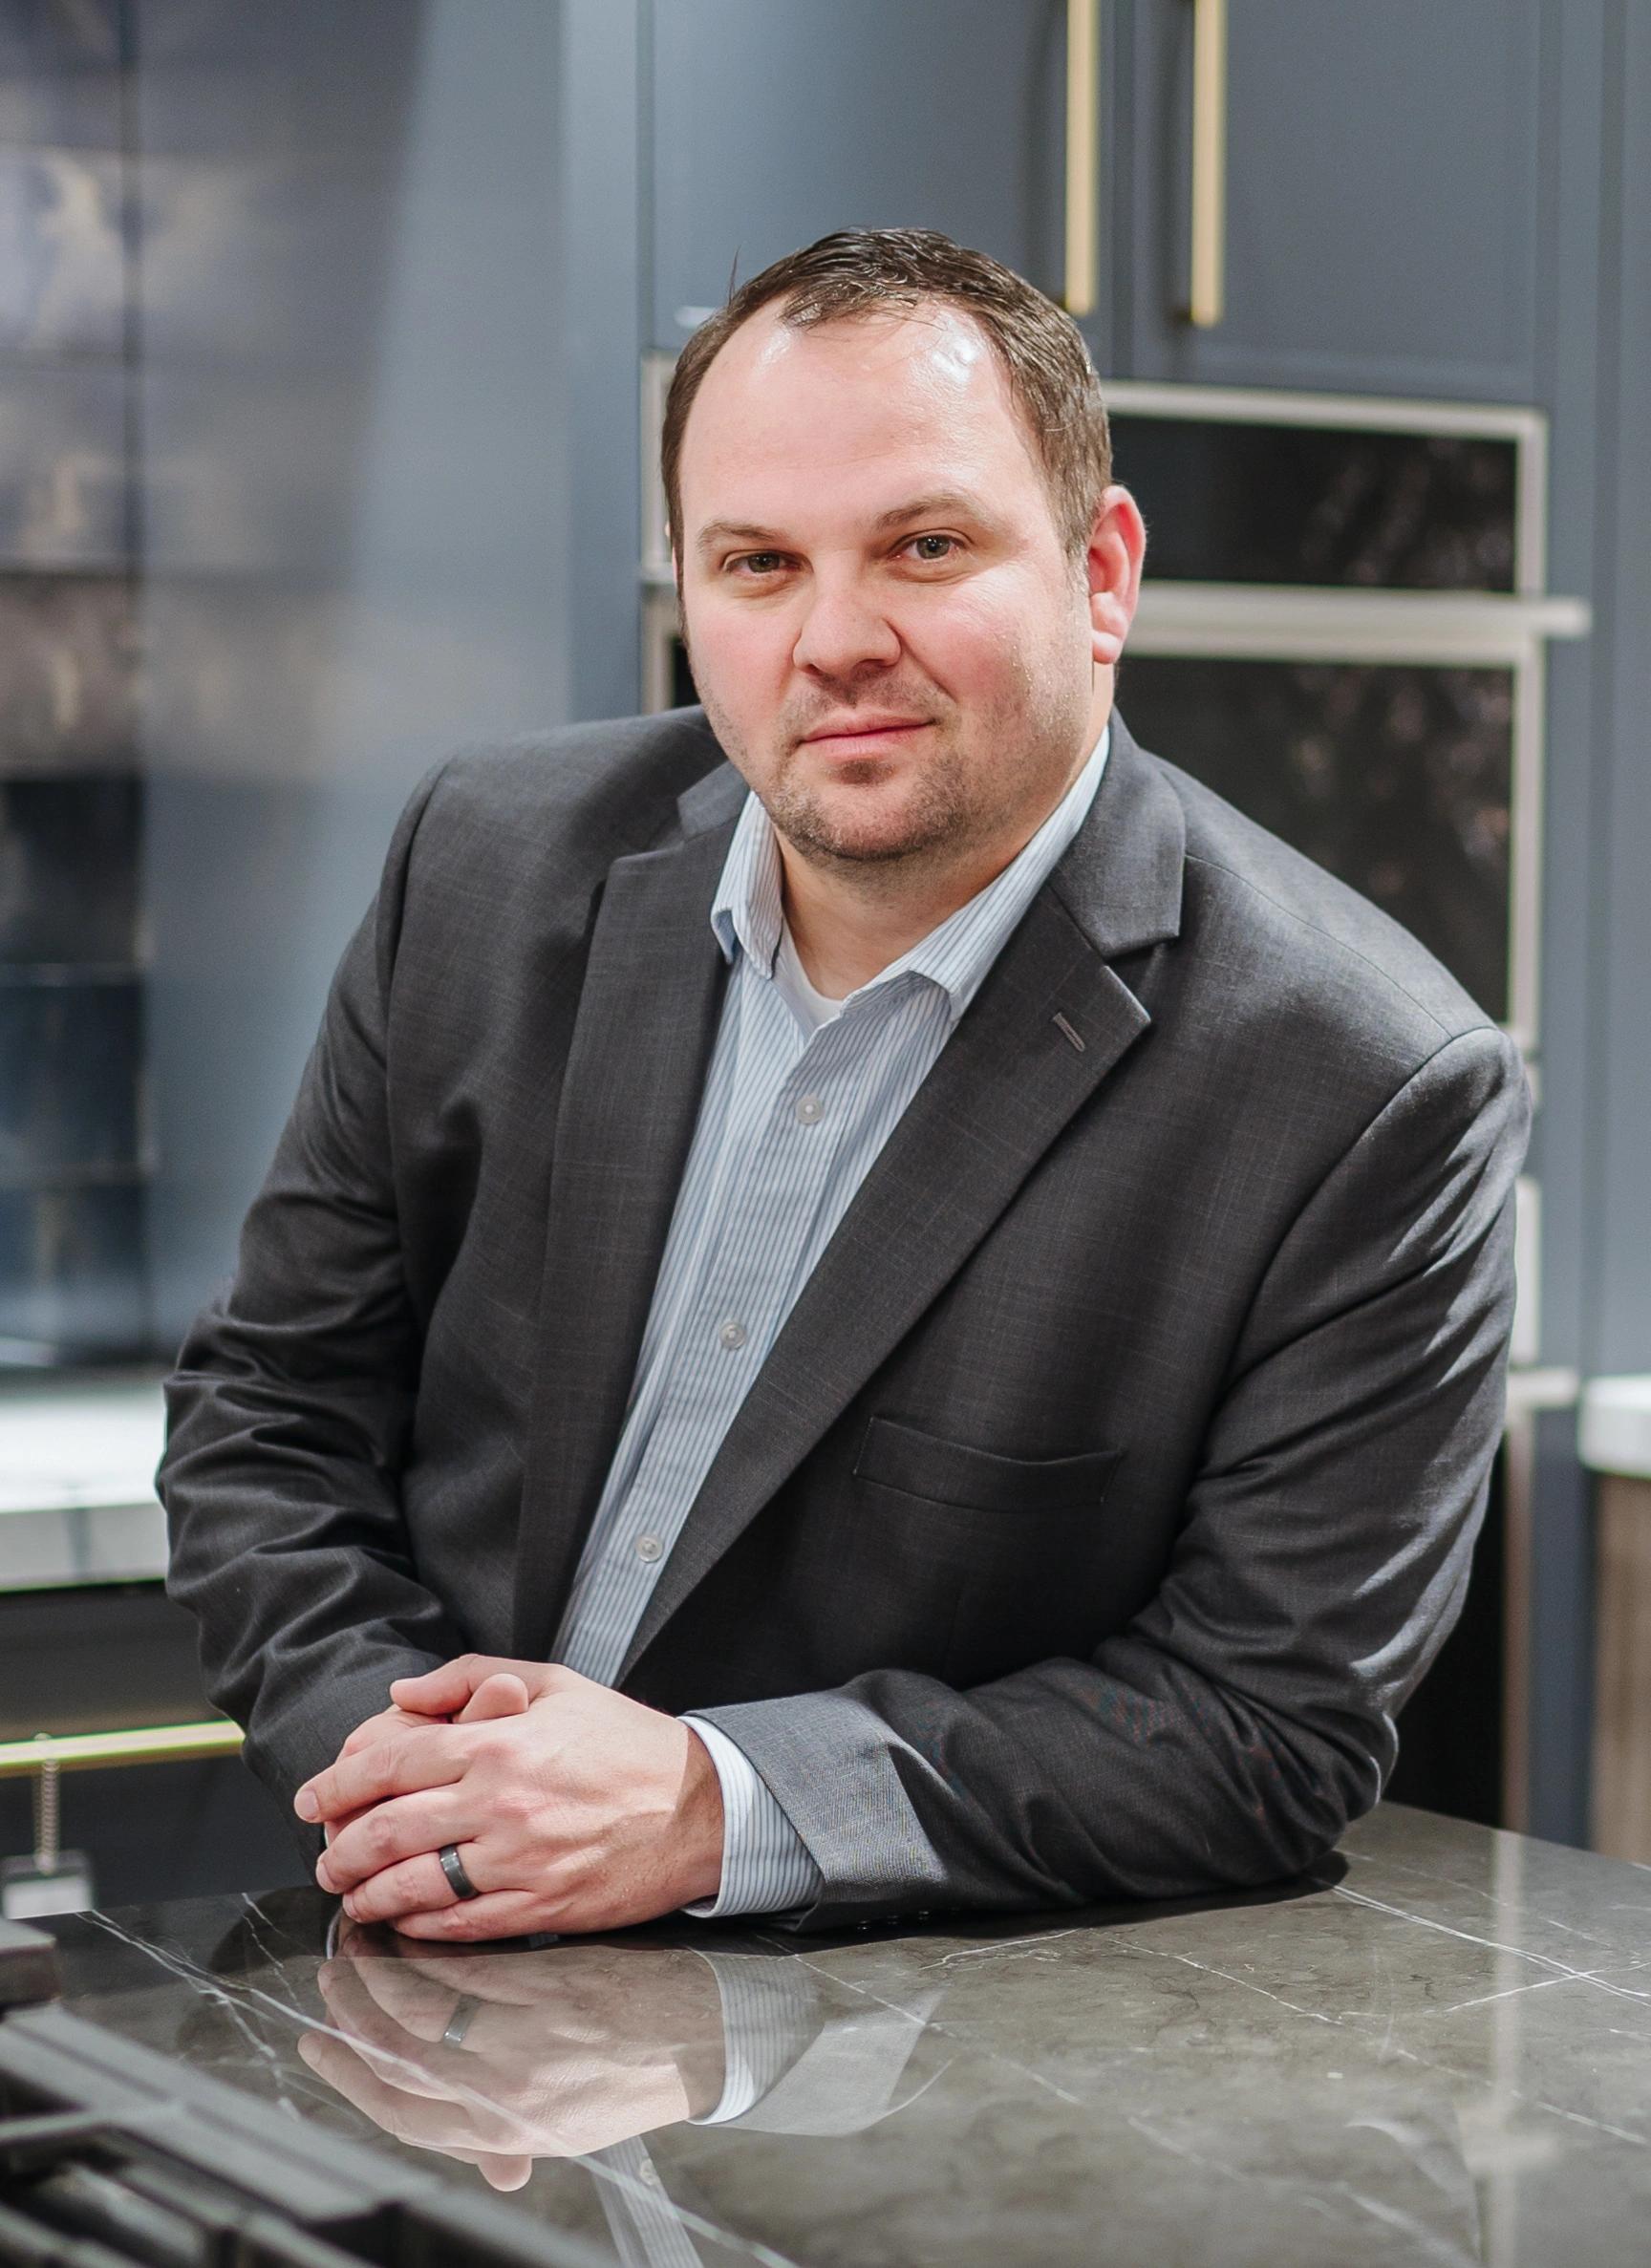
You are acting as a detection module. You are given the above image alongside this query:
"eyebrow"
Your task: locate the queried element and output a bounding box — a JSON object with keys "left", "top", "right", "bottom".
{"left": 693, "top": 490, "right": 993, "bottom": 560}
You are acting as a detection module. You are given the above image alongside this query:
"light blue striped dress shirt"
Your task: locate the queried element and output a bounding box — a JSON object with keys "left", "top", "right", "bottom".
{"left": 549, "top": 727, "right": 1110, "bottom": 1916}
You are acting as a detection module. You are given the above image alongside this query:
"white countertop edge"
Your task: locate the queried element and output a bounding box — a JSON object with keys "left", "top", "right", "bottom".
{"left": 1580, "top": 1376, "right": 1651, "bottom": 1483}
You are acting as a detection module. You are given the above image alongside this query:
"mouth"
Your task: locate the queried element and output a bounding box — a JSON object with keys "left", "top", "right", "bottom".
{"left": 799, "top": 719, "right": 933, "bottom": 758}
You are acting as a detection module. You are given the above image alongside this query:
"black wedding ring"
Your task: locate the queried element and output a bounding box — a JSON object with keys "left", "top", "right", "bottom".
{"left": 438, "top": 1842, "right": 482, "bottom": 1901}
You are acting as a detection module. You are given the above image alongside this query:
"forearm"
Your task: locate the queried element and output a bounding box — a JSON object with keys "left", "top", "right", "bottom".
{"left": 693, "top": 1645, "right": 1378, "bottom": 1933}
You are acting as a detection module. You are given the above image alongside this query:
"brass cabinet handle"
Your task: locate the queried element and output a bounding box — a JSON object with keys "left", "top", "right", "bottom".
{"left": 1064, "top": 0, "right": 1101, "bottom": 316}
{"left": 1187, "top": 0, "right": 1228, "bottom": 326}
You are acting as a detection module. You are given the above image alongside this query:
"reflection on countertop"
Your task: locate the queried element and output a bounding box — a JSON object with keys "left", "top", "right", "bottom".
{"left": 31, "top": 1802, "right": 1651, "bottom": 2267}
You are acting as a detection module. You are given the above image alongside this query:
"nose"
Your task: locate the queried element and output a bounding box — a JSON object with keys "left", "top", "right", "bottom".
{"left": 790, "top": 571, "right": 901, "bottom": 680}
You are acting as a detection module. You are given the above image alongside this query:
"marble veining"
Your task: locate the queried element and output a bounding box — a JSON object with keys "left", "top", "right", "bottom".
{"left": 27, "top": 1804, "right": 1651, "bottom": 2267}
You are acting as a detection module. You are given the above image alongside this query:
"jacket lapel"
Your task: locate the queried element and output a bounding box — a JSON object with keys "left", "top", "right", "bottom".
{"left": 510, "top": 772, "right": 742, "bottom": 1661}
{"left": 618, "top": 717, "right": 1187, "bottom": 1678}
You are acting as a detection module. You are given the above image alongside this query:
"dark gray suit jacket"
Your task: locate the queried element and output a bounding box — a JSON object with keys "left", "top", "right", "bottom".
{"left": 160, "top": 707, "right": 1529, "bottom": 1928}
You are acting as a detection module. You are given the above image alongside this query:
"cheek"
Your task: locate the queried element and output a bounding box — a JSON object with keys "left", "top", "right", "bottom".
{"left": 687, "top": 601, "right": 793, "bottom": 708}
{"left": 899, "top": 584, "right": 1051, "bottom": 708}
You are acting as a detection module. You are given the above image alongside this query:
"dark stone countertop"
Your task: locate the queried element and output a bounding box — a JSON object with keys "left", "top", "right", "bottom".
{"left": 26, "top": 1802, "right": 1651, "bottom": 2266}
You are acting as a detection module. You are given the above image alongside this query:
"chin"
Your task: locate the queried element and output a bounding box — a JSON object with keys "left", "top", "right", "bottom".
{"left": 769, "top": 752, "right": 967, "bottom": 866}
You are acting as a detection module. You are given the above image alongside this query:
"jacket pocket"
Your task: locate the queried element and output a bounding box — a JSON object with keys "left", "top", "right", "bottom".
{"left": 855, "top": 1413, "right": 1123, "bottom": 1516}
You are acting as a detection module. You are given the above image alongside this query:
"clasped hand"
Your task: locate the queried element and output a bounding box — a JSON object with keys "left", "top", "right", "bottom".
{"left": 294, "top": 1658, "right": 725, "bottom": 1939}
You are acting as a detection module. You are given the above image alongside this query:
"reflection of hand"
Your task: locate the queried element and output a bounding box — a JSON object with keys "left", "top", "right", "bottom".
{"left": 298, "top": 1929, "right": 727, "bottom": 2190}
{"left": 297, "top": 1658, "right": 724, "bottom": 1939}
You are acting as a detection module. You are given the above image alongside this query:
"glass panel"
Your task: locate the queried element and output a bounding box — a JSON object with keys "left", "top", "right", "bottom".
{"left": 0, "top": 150, "right": 126, "bottom": 355}
{"left": 0, "top": 362, "right": 127, "bottom": 566}
{"left": 0, "top": 976, "right": 141, "bottom": 1177}
{"left": 1107, "top": 415, "right": 1518, "bottom": 592}
{"left": 0, "top": 576, "right": 137, "bottom": 768}
{"left": 0, "top": 777, "right": 139, "bottom": 961}
{"left": 1118, "top": 658, "right": 1512, "bottom": 1020}
{"left": 0, "top": 1183, "right": 145, "bottom": 1362}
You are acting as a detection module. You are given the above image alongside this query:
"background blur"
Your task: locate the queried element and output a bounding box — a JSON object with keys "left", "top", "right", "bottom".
{"left": 1, "top": 0, "right": 1648, "bottom": 1906}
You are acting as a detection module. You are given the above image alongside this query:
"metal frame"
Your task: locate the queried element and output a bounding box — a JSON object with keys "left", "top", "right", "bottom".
{"left": 0, "top": 1722, "right": 242, "bottom": 1777}
{"left": 1102, "top": 378, "right": 1552, "bottom": 599}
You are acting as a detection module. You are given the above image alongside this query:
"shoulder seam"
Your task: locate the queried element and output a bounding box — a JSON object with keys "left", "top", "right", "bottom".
{"left": 1182, "top": 849, "right": 1484, "bottom": 1043}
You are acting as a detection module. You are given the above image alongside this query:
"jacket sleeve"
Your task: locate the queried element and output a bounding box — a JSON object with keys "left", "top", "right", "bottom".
{"left": 159, "top": 760, "right": 468, "bottom": 1826}
{"left": 694, "top": 1024, "right": 1531, "bottom": 1929}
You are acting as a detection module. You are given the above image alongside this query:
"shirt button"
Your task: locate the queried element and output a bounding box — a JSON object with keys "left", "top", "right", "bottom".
{"left": 718, "top": 1318, "right": 748, "bottom": 1350}
{"left": 795, "top": 1093, "right": 825, "bottom": 1123}
{"left": 634, "top": 1533, "right": 663, "bottom": 1563}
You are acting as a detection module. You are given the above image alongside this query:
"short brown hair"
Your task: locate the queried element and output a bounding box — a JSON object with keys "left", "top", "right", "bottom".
{"left": 661, "top": 227, "right": 1111, "bottom": 566}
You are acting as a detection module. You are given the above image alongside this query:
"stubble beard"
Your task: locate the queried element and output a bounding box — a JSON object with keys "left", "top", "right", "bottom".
{"left": 690, "top": 625, "right": 1093, "bottom": 888}
{"left": 762, "top": 735, "right": 974, "bottom": 876}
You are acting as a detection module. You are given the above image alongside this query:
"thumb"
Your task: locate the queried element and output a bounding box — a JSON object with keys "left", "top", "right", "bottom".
{"left": 389, "top": 1657, "right": 498, "bottom": 1714}
{"left": 456, "top": 1672, "right": 531, "bottom": 1722}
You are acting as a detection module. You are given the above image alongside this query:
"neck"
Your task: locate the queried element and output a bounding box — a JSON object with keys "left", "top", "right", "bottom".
{"left": 781, "top": 686, "right": 1111, "bottom": 1000}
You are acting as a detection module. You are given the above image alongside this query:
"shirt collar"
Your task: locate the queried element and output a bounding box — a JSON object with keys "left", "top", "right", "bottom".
{"left": 710, "top": 725, "right": 1111, "bottom": 1022}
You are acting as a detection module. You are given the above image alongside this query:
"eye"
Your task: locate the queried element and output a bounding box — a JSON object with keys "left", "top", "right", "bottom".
{"left": 904, "top": 533, "right": 959, "bottom": 564}
{"left": 729, "top": 551, "right": 789, "bottom": 577}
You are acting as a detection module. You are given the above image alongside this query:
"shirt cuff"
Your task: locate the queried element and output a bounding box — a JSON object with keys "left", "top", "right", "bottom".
{"left": 679, "top": 1715, "right": 824, "bottom": 1919}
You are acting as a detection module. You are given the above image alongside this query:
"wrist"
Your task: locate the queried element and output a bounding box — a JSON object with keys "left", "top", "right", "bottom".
{"left": 677, "top": 1723, "right": 726, "bottom": 1906}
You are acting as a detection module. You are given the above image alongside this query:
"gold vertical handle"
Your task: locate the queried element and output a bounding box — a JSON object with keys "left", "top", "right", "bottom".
{"left": 1064, "top": 0, "right": 1101, "bottom": 316}
{"left": 1187, "top": 0, "right": 1228, "bottom": 326}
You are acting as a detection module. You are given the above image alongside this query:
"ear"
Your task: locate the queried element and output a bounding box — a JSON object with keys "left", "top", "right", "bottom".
{"left": 1084, "top": 485, "right": 1147, "bottom": 667}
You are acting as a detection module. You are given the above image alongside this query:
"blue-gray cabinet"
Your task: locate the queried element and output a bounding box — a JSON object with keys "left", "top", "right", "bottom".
{"left": 1118, "top": 0, "right": 1547, "bottom": 399}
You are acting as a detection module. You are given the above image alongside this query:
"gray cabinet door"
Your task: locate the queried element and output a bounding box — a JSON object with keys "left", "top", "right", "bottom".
{"left": 1121, "top": 0, "right": 1545, "bottom": 400}
{"left": 649, "top": 0, "right": 1071, "bottom": 353}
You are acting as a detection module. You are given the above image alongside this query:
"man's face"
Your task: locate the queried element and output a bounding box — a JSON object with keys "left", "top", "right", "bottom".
{"left": 675, "top": 304, "right": 1111, "bottom": 877}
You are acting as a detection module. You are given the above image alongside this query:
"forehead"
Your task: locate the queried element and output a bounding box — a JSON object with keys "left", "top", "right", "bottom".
{"left": 679, "top": 303, "right": 1044, "bottom": 521}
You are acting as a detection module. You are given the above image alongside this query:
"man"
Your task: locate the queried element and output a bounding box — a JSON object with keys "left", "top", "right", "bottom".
{"left": 161, "top": 228, "right": 1529, "bottom": 1942}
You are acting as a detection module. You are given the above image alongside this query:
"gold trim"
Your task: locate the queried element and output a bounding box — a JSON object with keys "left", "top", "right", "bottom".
{"left": 0, "top": 1721, "right": 243, "bottom": 1778}
{"left": 1188, "top": 0, "right": 1228, "bottom": 327}
{"left": 1064, "top": 0, "right": 1101, "bottom": 316}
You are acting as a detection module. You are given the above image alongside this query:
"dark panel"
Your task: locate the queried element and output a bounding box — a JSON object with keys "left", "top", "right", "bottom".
{"left": 1118, "top": 659, "right": 1512, "bottom": 1019}
{"left": 0, "top": 1582, "right": 204, "bottom": 1736}
{"left": 0, "top": 1182, "right": 145, "bottom": 1359}
{"left": 670, "top": 627, "right": 696, "bottom": 710}
{"left": 0, "top": 149, "right": 127, "bottom": 356}
{"left": 1386, "top": 1445, "right": 1504, "bottom": 1826}
{"left": 1525, "top": 1407, "right": 1595, "bottom": 1848}
{"left": 1109, "top": 417, "right": 1518, "bottom": 591}
{"left": 0, "top": 978, "right": 141, "bottom": 1176}
{"left": 0, "top": 777, "right": 140, "bottom": 961}
{"left": 0, "top": 576, "right": 138, "bottom": 769}
{"left": 0, "top": 1759, "right": 308, "bottom": 1904}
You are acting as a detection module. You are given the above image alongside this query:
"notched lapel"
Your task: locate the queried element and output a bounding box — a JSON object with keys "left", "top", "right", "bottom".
{"left": 511, "top": 818, "right": 734, "bottom": 1661}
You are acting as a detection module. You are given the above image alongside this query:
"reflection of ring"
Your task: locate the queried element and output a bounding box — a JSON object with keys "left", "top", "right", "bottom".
{"left": 438, "top": 1844, "right": 481, "bottom": 1901}
{"left": 440, "top": 1994, "right": 483, "bottom": 2048}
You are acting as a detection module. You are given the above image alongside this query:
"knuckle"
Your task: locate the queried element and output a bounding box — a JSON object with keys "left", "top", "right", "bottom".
{"left": 359, "top": 1811, "right": 398, "bottom": 1865}
{"left": 493, "top": 1785, "right": 538, "bottom": 1829}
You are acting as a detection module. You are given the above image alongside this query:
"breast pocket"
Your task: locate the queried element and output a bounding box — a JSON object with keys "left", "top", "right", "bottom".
{"left": 854, "top": 1413, "right": 1123, "bottom": 1516}
{"left": 853, "top": 1415, "right": 1126, "bottom": 1685}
